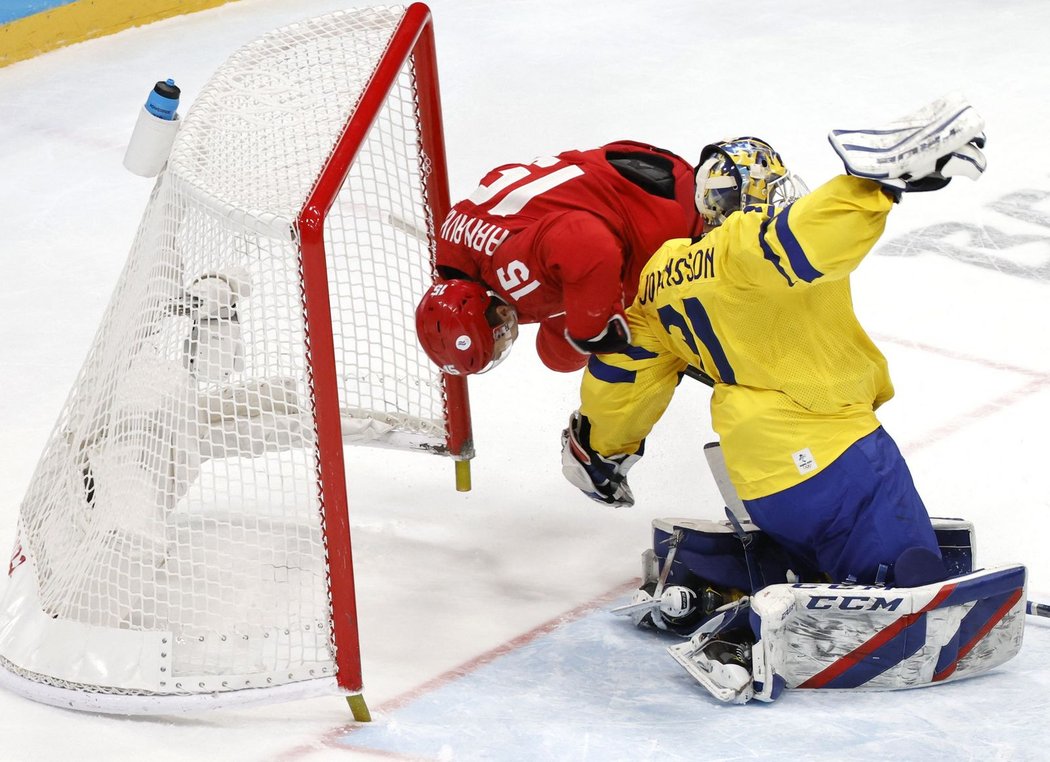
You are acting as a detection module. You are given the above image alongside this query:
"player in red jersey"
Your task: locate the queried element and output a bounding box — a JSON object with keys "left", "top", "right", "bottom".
{"left": 416, "top": 141, "right": 702, "bottom": 374}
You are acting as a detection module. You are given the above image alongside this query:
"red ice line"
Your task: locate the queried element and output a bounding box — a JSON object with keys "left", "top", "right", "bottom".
{"left": 372, "top": 579, "right": 639, "bottom": 716}
{"left": 274, "top": 579, "right": 639, "bottom": 761}
{"left": 872, "top": 333, "right": 1050, "bottom": 452}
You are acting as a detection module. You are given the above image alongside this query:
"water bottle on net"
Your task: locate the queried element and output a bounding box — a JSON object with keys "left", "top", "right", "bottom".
{"left": 124, "top": 78, "right": 182, "bottom": 177}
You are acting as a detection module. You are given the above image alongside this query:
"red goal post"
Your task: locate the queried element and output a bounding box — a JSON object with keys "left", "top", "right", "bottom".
{"left": 0, "top": 3, "right": 469, "bottom": 713}
{"left": 298, "top": 1, "right": 470, "bottom": 701}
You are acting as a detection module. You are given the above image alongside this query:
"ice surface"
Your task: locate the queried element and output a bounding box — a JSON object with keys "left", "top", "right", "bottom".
{"left": 2, "top": 0, "right": 1049, "bottom": 759}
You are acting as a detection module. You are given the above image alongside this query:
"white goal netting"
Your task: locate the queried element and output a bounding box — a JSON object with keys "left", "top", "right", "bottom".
{"left": 0, "top": 5, "right": 447, "bottom": 712}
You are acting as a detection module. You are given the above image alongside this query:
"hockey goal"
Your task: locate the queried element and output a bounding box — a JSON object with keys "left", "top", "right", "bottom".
{"left": 0, "top": 3, "right": 468, "bottom": 713}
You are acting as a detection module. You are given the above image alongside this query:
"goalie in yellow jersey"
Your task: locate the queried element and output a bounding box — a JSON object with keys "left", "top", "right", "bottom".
{"left": 561, "top": 94, "right": 988, "bottom": 588}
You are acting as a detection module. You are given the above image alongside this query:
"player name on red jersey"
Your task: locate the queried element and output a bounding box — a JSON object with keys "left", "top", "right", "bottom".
{"left": 439, "top": 209, "right": 510, "bottom": 257}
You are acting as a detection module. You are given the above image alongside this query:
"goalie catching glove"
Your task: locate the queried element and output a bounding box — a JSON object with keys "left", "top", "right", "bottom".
{"left": 561, "top": 411, "right": 641, "bottom": 508}
{"left": 828, "top": 92, "right": 987, "bottom": 195}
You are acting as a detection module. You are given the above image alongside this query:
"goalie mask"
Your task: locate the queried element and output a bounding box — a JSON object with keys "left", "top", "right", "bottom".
{"left": 694, "top": 136, "right": 809, "bottom": 227}
{"left": 415, "top": 279, "right": 519, "bottom": 375}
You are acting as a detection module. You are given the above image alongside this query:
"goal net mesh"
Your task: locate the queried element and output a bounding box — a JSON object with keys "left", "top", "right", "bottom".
{"left": 0, "top": 5, "right": 444, "bottom": 707}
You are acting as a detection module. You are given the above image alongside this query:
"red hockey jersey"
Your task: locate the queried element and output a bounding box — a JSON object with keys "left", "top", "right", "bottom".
{"left": 435, "top": 141, "right": 701, "bottom": 371}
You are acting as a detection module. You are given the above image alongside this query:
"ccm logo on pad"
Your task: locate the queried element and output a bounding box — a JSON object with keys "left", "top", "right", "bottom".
{"left": 805, "top": 595, "right": 904, "bottom": 612}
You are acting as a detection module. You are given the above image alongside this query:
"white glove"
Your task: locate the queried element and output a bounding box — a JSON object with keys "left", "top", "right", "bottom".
{"left": 560, "top": 411, "right": 640, "bottom": 508}
{"left": 165, "top": 268, "right": 252, "bottom": 319}
{"left": 933, "top": 140, "right": 987, "bottom": 181}
{"left": 884, "top": 136, "right": 987, "bottom": 194}
{"left": 181, "top": 269, "right": 252, "bottom": 382}
{"left": 829, "top": 92, "right": 987, "bottom": 194}
{"left": 185, "top": 269, "right": 252, "bottom": 319}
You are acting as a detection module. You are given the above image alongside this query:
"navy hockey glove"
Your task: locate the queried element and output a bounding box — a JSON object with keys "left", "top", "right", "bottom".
{"left": 560, "top": 411, "right": 641, "bottom": 508}
{"left": 564, "top": 311, "right": 631, "bottom": 356}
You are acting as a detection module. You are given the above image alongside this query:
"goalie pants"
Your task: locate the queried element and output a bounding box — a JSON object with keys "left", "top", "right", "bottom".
{"left": 742, "top": 427, "right": 944, "bottom": 586}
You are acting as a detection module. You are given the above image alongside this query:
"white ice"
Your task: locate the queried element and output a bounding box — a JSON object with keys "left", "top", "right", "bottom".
{"left": 1, "top": 0, "right": 1049, "bottom": 760}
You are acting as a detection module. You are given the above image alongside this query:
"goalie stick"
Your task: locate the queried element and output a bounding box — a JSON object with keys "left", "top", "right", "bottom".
{"left": 1028, "top": 599, "right": 1050, "bottom": 619}
{"left": 683, "top": 365, "right": 714, "bottom": 387}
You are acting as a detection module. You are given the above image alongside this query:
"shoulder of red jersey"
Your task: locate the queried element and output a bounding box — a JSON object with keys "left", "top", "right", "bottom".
{"left": 602, "top": 139, "right": 694, "bottom": 168}
{"left": 555, "top": 140, "right": 693, "bottom": 172}
{"left": 588, "top": 141, "right": 696, "bottom": 204}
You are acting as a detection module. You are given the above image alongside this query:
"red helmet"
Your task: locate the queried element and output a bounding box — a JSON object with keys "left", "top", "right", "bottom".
{"left": 415, "top": 280, "right": 518, "bottom": 375}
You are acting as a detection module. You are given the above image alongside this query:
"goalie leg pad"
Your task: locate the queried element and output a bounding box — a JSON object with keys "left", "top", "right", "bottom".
{"left": 670, "top": 565, "right": 1026, "bottom": 705}
{"left": 750, "top": 564, "right": 1027, "bottom": 695}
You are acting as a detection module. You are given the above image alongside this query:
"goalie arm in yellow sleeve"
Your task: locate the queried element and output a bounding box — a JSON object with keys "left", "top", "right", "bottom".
{"left": 563, "top": 108, "right": 987, "bottom": 510}
{"left": 580, "top": 304, "right": 689, "bottom": 455}
{"left": 560, "top": 302, "right": 687, "bottom": 507}
{"left": 717, "top": 174, "right": 894, "bottom": 289}
{"left": 561, "top": 175, "right": 901, "bottom": 508}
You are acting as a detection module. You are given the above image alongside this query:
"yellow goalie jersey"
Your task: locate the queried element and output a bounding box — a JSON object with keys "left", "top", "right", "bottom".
{"left": 580, "top": 175, "right": 898, "bottom": 500}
